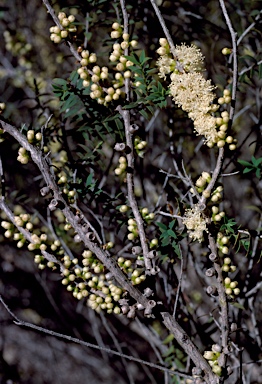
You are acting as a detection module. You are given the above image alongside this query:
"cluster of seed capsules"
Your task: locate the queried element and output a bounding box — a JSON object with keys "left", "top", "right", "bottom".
{"left": 1, "top": 205, "right": 157, "bottom": 314}
{"left": 212, "top": 107, "right": 237, "bottom": 150}
{"left": 114, "top": 139, "right": 147, "bottom": 178}
{"left": 76, "top": 22, "right": 138, "bottom": 105}
{"left": 0, "top": 209, "right": 126, "bottom": 314}
{"left": 61, "top": 250, "right": 124, "bottom": 314}
{"left": 15, "top": 127, "right": 76, "bottom": 204}
{"left": 17, "top": 130, "right": 42, "bottom": 164}
{"left": 4, "top": 30, "right": 33, "bottom": 75}
{"left": 50, "top": 12, "right": 77, "bottom": 44}
{"left": 203, "top": 344, "right": 223, "bottom": 376}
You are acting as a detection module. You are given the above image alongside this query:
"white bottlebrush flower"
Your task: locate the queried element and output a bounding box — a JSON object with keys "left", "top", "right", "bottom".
{"left": 156, "top": 54, "right": 175, "bottom": 79}
{"left": 157, "top": 41, "right": 219, "bottom": 146}
{"left": 182, "top": 204, "right": 209, "bottom": 242}
{"left": 169, "top": 72, "right": 215, "bottom": 114}
{"left": 175, "top": 43, "right": 204, "bottom": 73}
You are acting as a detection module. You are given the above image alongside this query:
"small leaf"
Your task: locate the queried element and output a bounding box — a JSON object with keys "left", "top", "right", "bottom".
{"left": 163, "top": 334, "right": 174, "bottom": 344}
{"left": 156, "top": 222, "right": 167, "bottom": 231}
{"left": 231, "top": 302, "right": 245, "bottom": 310}
{"left": 124, "top": 55, "right": 140, "bottom": 66}
{"left": 238, "top": 159, "right": 253, "bottom": 167}
{"left": 139, "top": 109, "right": 149, "bottom": 119}
{"left": 243, "top": 167, "right": 253, "bottom": 173}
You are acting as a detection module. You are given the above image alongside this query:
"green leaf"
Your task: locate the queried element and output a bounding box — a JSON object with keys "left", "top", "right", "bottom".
{"left": 231, "top": 302, "right": 245, "bottom": 310}
{"left": 85, "top": 174, "right": 93, "bottom": 187}
{"left": 244, "top": 205, "right": 262, "bottom": 213}
{"left": 84, "top": 31, "right": 92, "bottom": 42}
{"left": 115, "top": 117, "right": 123, "bottom": 133}
{"left": 251, "top": 156, "right": 262, "bottom": 166}
{"left": 163, "top": 334, "right": 174, "bottom": 344}
{"left": 139, "top": 109, "right": 149, "bottom": 119}
{"left": 243, "top": 167, "right": 254, "bottom": 173}
{"left": 162, "top": 345, "right": 175, "bottom": 357}
{"left": 167, "top": 229, "right": 177, "bottom": 239}
{"left": 240, "top": 55, "right": 257, "bottom": 64}
{"left": 129, "top": 66, "right": 144, "bottom": 76}
{"left": 52, "top": 78, "right": 67, "bottom": 87}
{"left": 123, "top": 102, "right": 139, "bottom": 109}
{"left": 124, "top": 55, "right": 140, "bottom": 66}
{"left": 156, "top": 222, "right": 167, "bottom": 231}
{"left": 238, "top": 159, "right": 253, "bottom": 167}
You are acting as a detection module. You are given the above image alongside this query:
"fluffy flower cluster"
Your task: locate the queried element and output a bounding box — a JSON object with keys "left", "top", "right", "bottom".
{"left": 157, "top": 42, "right": 219, "bottom": 146}
{"left": 175, "top": 43, "right": 204, "bottom": 73}
{"left": 157, "top": 55, "right": 175, "bottom": 79}
{"left": 182, "top": 204, "right": 209, "bottom": 242}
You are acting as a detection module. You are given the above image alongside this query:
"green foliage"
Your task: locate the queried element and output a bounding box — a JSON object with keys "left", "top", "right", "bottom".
{"left": 156, "top": 220, "right": 182, "bottom": 261}
{"left": 238, "top": 156, "right": 262, "bottom": 179}
{"left": 162, "top": 338, "right": 187, "bottom": 381}
{"left": 52, "top": 70, "right": 124, "bottom": 139}
{"left": 220, "top": 217, "right": 238, "bottom": 235}
{"left": 123, "top": 51, "right": 168, "bottom": 119}
{"left": 220, "top": 217, "right": 252, "bottom": 256}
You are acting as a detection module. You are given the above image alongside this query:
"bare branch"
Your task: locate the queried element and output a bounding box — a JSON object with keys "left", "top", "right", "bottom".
{"left": 149, "top": 0, "right": 177, "bottom": 60}
{"left": 0, "top": 294, "right": 193, "bottom": 380}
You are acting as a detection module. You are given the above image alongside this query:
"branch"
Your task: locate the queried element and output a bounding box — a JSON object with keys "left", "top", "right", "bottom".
{"left": 149, "top": 0, "right": 177, "bottom": 60}
{"left": 219, "top": 0, "right": 238, "bottom": 121}
{"left": 200, "top": 148, "right": 224, "bottom": 205}
{"left": 0, "top": 118, "right": 149, "bottom": 308}
{"left": 208, "top": 234, "right": 229, "bottom": 368}
{"left": 42, "top": 0, "right": 82, "bottom": 62}
{"left": 0, "top": 197, "right": 65, "bottom": 272}
{"left": 0, "top": 113, "right": 218, "bottom": 384}
{"left": 162, "top": 313, "right": 219, "bottom": 384}
{"left": 0, "top": 294, "right": 193, "bottom": 381}
{"left": 118, "top": 0, "right": 153, "bottom": 273}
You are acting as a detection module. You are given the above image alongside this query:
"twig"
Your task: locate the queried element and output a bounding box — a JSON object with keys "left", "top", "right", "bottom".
{"left": 71, "top": 203, "right": 103, "bottom": 244}
{"left": 208, "top": 234, "right": 229, "bottom": 362}
{"left": 157, "top": 211, "right": 181, "bottom": 219}
{"left": 149, "top": 0, "right": 177, "bottom": 60}
{"left": 239, "top": 59, "right": 262, "bottom": 76}
{"left": 0, "top": 152, "right": 5, "bottom": 197}
{"left": 161, "top": 312, "right": 219, "bottom": 384}
{"left": 101, "top": 312, "right": 135, "bottom": 384}
{"left": 169, "top": 129, "right": 191, "bottom": 188}
{"left": 117, "top": 0, "right": 153, "bottom": 272}
{"left": 42, "top": 0, "right": 82, "bottom": 62}
{"left": 173, "top": 245, "right": 183, "bottom": 318}
{"left": 155, "top": 169, "right": 170, "bottom": 210}
{"left": 237, "top": 10, "right": 262, "bottom": 46}
{"left": 0, "top": 197, "right": 64, "bottom": 271}
{"left": 83, "top": 12, "right": 90, "bottom": 49}
{"left": 200, "top": 148, "right": 224, "bottom": 206}
{"left": 219, "top": 0, "right": 238, "bottom": 121}
{"left": 0, "top": 294, "right": 193, "bottom": 380}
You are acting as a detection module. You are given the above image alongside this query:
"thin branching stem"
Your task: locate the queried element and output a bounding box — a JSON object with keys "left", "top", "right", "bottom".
{"left": 0, "top": 109, "right": 218, "bottom": 384}
{"left": 42, "top": 0, "right": 82, "bottom": 62}
{"left": 118, "top": 0, "right": 152, "bottom": 271}
{"left": 0, "top": 294, "right": 193, "bottom": 380}
{"left": 149, "top": 0, "right": 177, "bottom": 60}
